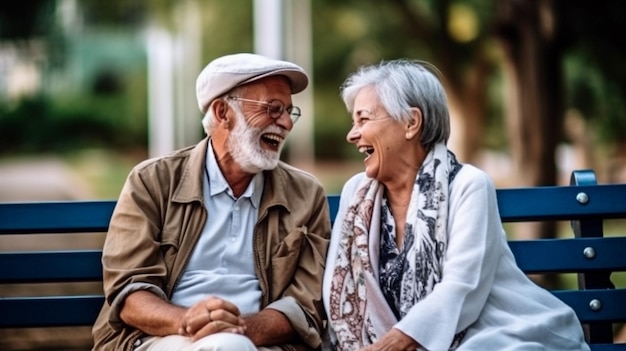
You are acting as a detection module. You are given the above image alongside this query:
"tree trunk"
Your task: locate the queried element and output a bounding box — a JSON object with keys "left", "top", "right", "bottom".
{"left": 495, "top": 0, "right": 564, "bottom": 288}
{"left": 497, "top": 0, "right": 562, "bottom": 188}
{"left": 444, "top": 57, "right": 491, "bottom": 164}
{"left": 388, "top": 0, "right": 494, "bottom": 164}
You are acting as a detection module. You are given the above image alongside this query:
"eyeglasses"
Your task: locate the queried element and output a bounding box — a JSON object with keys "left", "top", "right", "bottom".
{"left": 227, "top": 96, "right": 301, "bottom": 124}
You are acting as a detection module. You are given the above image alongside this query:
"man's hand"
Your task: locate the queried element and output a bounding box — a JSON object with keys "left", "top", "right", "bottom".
{"left": 179, "top": 296, "right": 247, "bottom": 341}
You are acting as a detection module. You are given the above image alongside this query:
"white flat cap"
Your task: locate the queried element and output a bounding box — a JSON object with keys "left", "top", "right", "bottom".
{"left": 195, "top": 53, "right": 309, "bottom": 114}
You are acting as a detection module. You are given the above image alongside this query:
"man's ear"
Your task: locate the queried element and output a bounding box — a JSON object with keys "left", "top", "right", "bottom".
{"left": 406, "top": 107, "right": 422, "bottom": 140}
{"left": 210, "top": 99, "right": 230, "bottom": 128}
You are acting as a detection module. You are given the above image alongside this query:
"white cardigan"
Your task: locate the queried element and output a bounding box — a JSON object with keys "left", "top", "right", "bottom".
{"left": 322, "top": 165, "right": 590, "bottom": 351}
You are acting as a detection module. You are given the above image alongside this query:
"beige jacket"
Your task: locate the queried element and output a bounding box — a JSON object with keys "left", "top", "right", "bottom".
{"left": 92, "top": 138, "right": 331, "bottom": 351}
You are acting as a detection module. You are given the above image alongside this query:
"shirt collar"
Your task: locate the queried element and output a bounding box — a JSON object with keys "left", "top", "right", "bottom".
{"left": 206, "top": 140, "right": 263, "bottom": 208}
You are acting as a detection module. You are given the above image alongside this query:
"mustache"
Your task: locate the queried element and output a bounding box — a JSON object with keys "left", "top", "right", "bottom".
{"left": 259, "top": 125, "right": 288, "bottom": 139}
{"left": 235, "top": 110, "right": 288, "bottom": 139}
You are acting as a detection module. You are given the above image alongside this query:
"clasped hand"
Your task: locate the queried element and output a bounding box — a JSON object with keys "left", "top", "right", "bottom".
{"left": 178, "top": 296, "right": 246, "bottom": 341}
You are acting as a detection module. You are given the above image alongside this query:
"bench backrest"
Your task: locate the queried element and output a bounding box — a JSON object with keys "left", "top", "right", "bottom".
{"left": 1, "top": 169, "right": 626, "bottom": 350}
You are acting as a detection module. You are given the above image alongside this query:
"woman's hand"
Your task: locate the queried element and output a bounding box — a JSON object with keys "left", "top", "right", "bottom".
{"left": 178, "top": 296, "right": 247, "bottom": 341}
{"left": 360, "top": 328, "right": 419, "bottom": 351}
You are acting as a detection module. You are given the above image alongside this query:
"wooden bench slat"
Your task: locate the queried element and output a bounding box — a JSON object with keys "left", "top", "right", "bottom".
{"left": 3, "top": 290, "right": 625, "bottom": 329}
{"left": 1, "top": 170, "right": 625, "bottom": 348}
{"left": 328, "top": 195, "right": 339, "bottom": 225}
{"left": 509, "top": 237, "right": 626, "bottom": 273}
{"left": 553, "top": 289, "right": 626, "bottom": 323}
{"left": 496, "top": 184, "right": 626, "bottom": 222}
{"left": 328, "top": 185, "right": 626, "bottom": 225}
{"left": 0, "top": 295, "right": 103, "bottom": 328}
{"left": 1, "top": 185, "right": 624, "bottom": 234}
{"left": 0, "top": 201, "right": 116, "bottom": 234}
{"left": 4, "top": 237, "right": 626, "bottom": 283}
{"left": 590, "top": 344, "right": 626, "bottom": 351}
{"left": 0, "top": 250, "right": 103, "bottom": 283}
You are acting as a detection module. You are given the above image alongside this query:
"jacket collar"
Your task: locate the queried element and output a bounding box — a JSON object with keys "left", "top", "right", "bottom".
{"left": 171, "top": 137, "right": 209, "bottom": 204}
{"left": 171, "top": 137, "right": 292, "bottom": 215}
{"left": 259, "top": 161, "right": 292, "bottom": 216}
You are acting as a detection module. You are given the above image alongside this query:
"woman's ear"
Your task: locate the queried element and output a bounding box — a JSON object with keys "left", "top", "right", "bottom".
{"left": 406, "top": 107, "right": 422, "bottom": 140}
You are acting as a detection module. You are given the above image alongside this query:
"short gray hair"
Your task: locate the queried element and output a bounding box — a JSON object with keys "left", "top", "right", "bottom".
{"left": 201, "top": 85, "right": 249, "bottom": 136}
{"left": 340, "top": 59, "right": 450, "bottom": 150}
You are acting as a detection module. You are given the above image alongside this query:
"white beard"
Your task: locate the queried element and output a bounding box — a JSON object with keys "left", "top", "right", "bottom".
{"left": 227, "top": 109, "right": 285, "bottom": 174}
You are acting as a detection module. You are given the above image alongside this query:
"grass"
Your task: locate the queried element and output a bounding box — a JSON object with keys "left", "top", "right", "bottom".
{"left": 65, "top": 148, "right": 147, "bottom": 199}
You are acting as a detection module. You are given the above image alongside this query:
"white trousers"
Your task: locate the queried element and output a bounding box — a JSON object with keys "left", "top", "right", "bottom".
{"left": 134, "top": 333, "right": 281, "bottom": 351}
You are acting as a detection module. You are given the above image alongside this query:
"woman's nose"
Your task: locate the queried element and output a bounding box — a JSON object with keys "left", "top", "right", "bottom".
{"left": 346, "top": 125, "right": 360, "bottom": 143}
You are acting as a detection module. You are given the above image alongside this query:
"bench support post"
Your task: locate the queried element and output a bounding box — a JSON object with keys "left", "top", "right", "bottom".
{"left": 570, "top": 169, "right": 615, "bottom": 344}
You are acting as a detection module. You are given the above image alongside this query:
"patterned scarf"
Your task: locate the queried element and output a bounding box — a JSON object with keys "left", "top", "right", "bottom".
{"left": 328, "top": 143, "right": 463, "bottom": 350}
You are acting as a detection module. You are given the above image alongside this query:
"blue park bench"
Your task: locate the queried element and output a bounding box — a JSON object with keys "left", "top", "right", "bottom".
{"left": 1, "top": 169, "right": 626, "bottom": 350}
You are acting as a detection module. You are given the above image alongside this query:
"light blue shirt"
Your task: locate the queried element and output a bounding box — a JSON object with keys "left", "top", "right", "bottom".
{"left": 170, "top": 140, "right": 263, "bottom": 314}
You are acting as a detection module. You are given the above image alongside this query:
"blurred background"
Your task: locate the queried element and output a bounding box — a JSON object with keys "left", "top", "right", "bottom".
{"left": 1, "top": 0, "right": 626, "bottom": 349}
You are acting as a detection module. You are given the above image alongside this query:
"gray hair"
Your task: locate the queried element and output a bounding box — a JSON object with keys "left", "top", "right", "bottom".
{"left": 201, "top": 109, "right": 216, "bottom": 136}
{"left": 201, "top": 85, "right": 249, "bottom": 136}
{"left": 340, "top": 59, "right": 450, "bottom": 149}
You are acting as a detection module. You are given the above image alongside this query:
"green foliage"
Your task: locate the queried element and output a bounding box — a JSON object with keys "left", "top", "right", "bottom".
{"left": 565, "top": 54, "right": 626, "bottom": 145}
{"left": 0, "top": 1, "right": 55, "bottom": 40}
{"left": 560, "top": 1, "right": 626, "bottom": 146}
{"left": 198, "top": 0, "right": 253, "bottom": 58}
{"left": 484, "top": 67, "right": 506, "bottom": 150}
{"left": 0, "top": 94, "right": 147, "bottom": 155}
{"left": 310, "top": 1, "right": 430, "bottom": 160}
{"left": 2, "top": 0, "right": 625, "bottom": 164}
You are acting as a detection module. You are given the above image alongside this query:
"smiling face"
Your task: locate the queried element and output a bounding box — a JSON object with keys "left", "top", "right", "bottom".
{"left": 226, "top": 106, "right": 281, "bottom": 173}
{"left": 228, "top": 76, "right": 295, "bottom": 173}
{"left": 347, "top": 86, "right": 410, "bottom": 182}
{"left": 210, "top": 75, "right": 296, "bottom": 175}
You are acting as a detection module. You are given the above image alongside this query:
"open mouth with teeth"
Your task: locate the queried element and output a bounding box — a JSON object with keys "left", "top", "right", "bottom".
{"left": 262, "top": 133, "right": 284, "bottom": 151}
{"left": 358, "top": 146, "right": 374, "bottom": 160}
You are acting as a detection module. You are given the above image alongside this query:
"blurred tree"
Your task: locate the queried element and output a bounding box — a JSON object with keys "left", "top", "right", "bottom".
{"left": 2, "top": 0, "right": 625, "bottom": 180}
{"left": 494, "top": 0, "right": 563, "bottom": 189}
{"left": 492, "top": 1, "right": 564, "bottom": 289}
{"left": 0, "top": 1, "right": 54, "bottom": 40}
{"left": 495, "top": 0, "right": 626, "bottom": 188}
{"left": 493, "top": 0, "right": 626, "bottom": 262}
{"left": 312, "top": 0, "right": 498, "bottom": 163}
{"left": 311, "top": 0, "right": 626, "bottom": 283}
{"left": 385, "top": 0, "right": 497, "bottom": 165}
{"left": 313, "top": 0, "right": 626, "bottom": 180}
{"left": 80, "top": 0, "right": 149, "bottom": 27}
{"left": 560, "top": 0, "right": 626, "bottom": 182}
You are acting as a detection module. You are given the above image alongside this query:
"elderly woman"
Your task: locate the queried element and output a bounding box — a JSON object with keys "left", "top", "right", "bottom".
{"left": 322, "top": 59, "right": 589, "bottom": 351}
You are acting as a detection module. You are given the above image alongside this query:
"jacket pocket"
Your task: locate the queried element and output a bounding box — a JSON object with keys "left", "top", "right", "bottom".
{"left": 271, "top": 226, "right": 306, "bottom": 291}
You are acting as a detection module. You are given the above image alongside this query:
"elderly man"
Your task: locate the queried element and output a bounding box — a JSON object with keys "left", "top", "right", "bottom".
{"left": 92, "top": 53, "right": 331, "bottom": 351}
